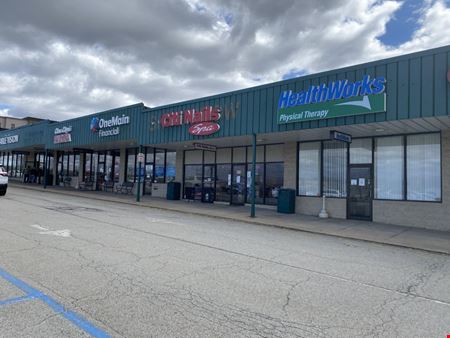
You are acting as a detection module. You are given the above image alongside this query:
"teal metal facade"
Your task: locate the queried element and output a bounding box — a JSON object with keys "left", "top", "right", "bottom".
{"left": 0, "top": 45, "right": 449, "bottom": 149}
{"left": 48, "top": 103, "right": 146, "bottom": 150}
{"left": 0, "top": 121, "right": 49, "bottom": 151}
{"left": 142, "top": 45, "right": 450, "bottom": 145}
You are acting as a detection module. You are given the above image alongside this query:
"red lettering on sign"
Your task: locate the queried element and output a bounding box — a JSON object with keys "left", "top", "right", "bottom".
{"left": 210, "top": 109, "right": 220, "bottom": 121}
{"left": 160, "top": 114, "right": 171, "bottom": 127}
{"left": 188, "top": 122, "right": 220, "bottom": 136}
{"left": 160, "top": 112, "right": 183, "bottom": 127}
{"left": 193, "top": 111, "right": 202, "bottom": 123}
{"left": 160, "top": 106, "right": 222, "bottom": 128}
{"left": 184, "top": 110, "right": 194, "bottom": 124}
{"left": 172, "top": 112, "right": 182, "bottom": 126}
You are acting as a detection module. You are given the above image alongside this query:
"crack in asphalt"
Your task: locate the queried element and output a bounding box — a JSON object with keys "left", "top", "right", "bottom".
{"left": 4, "top": 192, "right": 450, "bottom": 309}
{"left": 2, "top": 189, "right": 450, "bottom": 337}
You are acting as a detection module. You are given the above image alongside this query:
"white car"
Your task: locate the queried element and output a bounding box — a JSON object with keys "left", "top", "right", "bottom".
{"left": 0, "top": 166, "right": 8, "bottom": 196}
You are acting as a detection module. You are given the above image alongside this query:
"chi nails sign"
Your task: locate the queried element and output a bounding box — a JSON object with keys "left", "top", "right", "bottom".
{"left": 160, "top": 106, "right": 221, "bottom": 136}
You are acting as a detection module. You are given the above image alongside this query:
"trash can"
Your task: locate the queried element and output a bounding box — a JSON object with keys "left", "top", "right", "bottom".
{"left": 167, "top": 182, "right": 181, "bottom": 200}
{"left": 277, "top": 188, "right": 296, "bottom": 213}
{"left": 45, "top": 174, "right": 54, "bottom": 186}
{"left": 202, "top": 188, "right": 215, "bottom": 203}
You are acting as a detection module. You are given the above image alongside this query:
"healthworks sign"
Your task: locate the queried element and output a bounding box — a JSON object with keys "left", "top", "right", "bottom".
{"left": 277, "top": 75, "right": 386, "bottom": 124}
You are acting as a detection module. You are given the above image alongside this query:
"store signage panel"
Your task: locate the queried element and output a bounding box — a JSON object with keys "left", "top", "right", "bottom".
{"left": 90, "top": 115, "right": 130, "bottom": 137}
{"left": 0, "top": 135, "right": 19, "bottom": 145}
{"left": 194, "top": 143, "right": 217, "bottom": 151}
{"left": 53, "top": 126, "right": 73, "bottom": 144}
{"left": 188, "top": 122, "right": 220, "bottom": 136}
{"left": 54, "top": 126, "right": 72, "bottom": 135}
{"left": 277, "top": 75, "right": 386, "bottom": 124}
{"left": 160, "top": 106, "right": 221, "bottom": 136}
{"left": 330, "top": 130, "right": 352, "bottom": 143}
{"left": 54, "top": 133, "right": 72, "bottom": 144}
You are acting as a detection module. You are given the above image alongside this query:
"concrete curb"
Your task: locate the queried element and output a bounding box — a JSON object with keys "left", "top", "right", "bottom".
{"left": 9, "top": 183, "right": 450, "bottom": 255}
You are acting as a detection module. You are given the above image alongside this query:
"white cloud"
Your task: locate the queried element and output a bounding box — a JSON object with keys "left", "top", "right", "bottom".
{"left": 0, "top": 0, "right": 448, "bottom": 121}
{"left": 0, "top": 108, "right": 10, "bottom": 117}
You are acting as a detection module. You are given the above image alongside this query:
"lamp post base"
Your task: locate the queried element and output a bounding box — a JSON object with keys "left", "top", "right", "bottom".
{"left": 318, "top": 195, "right": 329, "bottom": 218}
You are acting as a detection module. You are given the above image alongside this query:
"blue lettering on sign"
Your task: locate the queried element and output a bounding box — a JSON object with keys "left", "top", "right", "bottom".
{"left": 278, "top": 74, "right": 386, "bottom": 109}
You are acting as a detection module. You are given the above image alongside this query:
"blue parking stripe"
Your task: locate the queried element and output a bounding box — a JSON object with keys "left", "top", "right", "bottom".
{"left": 0, "top": 294, "right": 35, "bottom": 306}
{"left": 0, "top": 267, "right": 110, "bottom": 338}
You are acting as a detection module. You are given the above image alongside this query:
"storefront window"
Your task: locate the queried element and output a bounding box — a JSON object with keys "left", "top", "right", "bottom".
{"left": 350, "top": 138, "right": 372, "bottom": 164}
{"left": 216, "top": 148, "right": 231, "bottom": 163}
{"left": 165, "top": 151, "right": 176, "bottom": 182}
{"left": 298, "top": 142, "right": 321, "bottom": 196}
{"left": 323, "top": 141, "right": 347, "bottom": 198}
{"left": 68, "top": 154, "right": 74, "bottom": 176}
{"left": 213, "top": 164, "right": 229, "bottom": 202}
{"left": 375, "top": 136, "right": 404, "bottom": 200}
{"left": 185, "top": 150, "right": 202, "bottom": 164}
{"left": 16, "top": 154, "right": 24, "bottom": 177}
{"left": 74, "top": 154, "right": 80, "bottom": 177}
{"left": 114, "top": 154, "right": 120, "bottom": 182}
{"left": 232, "top": 147, "right": 246, "bottom": 163}
{"left": 126, "top": 149, "right": 137, "bottom": 182}
{"left": 265, "top": 162, "right": 283, "bottom": 205}
{"left": 63, "top": 154, "right": 69, "bottom": 176}
{"left": 246, "top": 163, "right": 264, "bottom": 204}
{"left": 407, "top": 133, "right": 441, "bottom": 201}
{"left": 92, "top": 153, "right": 99, "bottom": 183}
{"left": 246, "top": 146, "right": 264, "bottom": 162}
{"left": 155, "top": 149, "right": 165, "bottom": 183}
{"left": 105, "top": 154, "right": 113, "bottom": 182}
{"left": 145, "top": 148, "right": 154, "bottom": 163}
{"left": 84, "top": 153, "right": 92, "bottom": 181}
{"left": 204, "top": 151, "right": 215, "bottom": 164}
{"left": 184, "top": 165, "right": 202, "bottom": 188}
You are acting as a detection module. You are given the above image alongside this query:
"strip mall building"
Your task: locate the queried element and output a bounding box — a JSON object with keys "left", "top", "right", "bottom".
{"left": 1, "top": 46, "right": 449, "bottom": 231}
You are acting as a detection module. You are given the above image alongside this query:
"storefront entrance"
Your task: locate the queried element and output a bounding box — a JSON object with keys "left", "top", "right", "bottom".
{"left": 144, "top": 163, "right": 153, "bottom": 195}
{"left": 202, "top": 164, "right": 215, "bottom": 202}
{"left": 231, "top": 164, "right": 246, "bottom": 205}
{"left": 347, "top": 165, "right": 373, "bottom": 221}
{"left": 183, "top": 145, "right": 283, "bottom": 206}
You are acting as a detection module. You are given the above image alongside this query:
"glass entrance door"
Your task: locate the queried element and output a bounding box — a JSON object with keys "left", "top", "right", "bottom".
{"left": 202, "top": 165, "right": 215, "bottom": 203}
{"left": 231, "top": 164, "right": 246, "bottom": 205}
{"left": 348, "top": 165, "right": 372, "bottom": 221}
{"left": 144, "top": 163, "right": 153, "bottom": 195}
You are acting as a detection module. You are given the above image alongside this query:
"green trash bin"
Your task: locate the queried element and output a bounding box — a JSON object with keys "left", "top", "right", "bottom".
{"left": 167, "top": 182, "right": 181, "bottom": 200}
{"left": 277, "top": 188, "right": 296, "bottom": 213}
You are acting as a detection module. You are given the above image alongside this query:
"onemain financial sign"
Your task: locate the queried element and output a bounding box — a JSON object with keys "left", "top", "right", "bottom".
{"left": 90, "top": 115, "right": 130, "bottom": 137}
{"left": 277, "top": 75, "right": 386, "bottom": 124}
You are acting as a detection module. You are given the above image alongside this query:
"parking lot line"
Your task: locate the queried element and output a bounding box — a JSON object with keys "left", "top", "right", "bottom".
{"left": 0, "top": 267, "right": 110, "bottom": 338}
{"left": 0, "top": 294, "right": 35, "bottom": 306}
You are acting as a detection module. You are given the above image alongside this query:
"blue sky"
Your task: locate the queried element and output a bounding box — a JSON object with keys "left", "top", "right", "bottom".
{"left": 379, "top": 0, "right": 423, "bottom": 46}
{"left": 281, "top": 0, "right": 450, "bottom": 81}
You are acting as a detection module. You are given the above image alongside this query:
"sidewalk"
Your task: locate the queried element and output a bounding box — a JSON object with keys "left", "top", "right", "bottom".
{"left": 9, "top": 182, "right": 450, "bottom": 255}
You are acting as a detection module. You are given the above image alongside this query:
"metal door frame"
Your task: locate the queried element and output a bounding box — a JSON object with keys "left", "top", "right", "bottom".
{"left": 346, "top": 163, "right": 373, "bottom": 221}
{"left": 231, "top": 163, "right": 246, "bottom": 205}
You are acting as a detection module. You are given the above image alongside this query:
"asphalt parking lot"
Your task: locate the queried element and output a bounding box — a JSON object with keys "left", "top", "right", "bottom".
{"left": 0, "top": 186, "right": 449, "bottom": 337}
